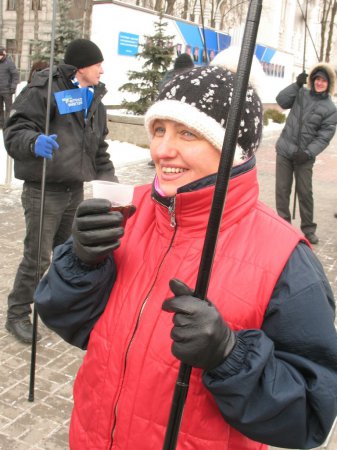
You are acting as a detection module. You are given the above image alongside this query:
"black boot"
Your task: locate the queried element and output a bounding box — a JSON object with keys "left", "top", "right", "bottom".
{"left": 305, "top": 232, "right": 319, "bottom": 245}
{"left": 6, "top": 317, "right": 41, "bottom": 344}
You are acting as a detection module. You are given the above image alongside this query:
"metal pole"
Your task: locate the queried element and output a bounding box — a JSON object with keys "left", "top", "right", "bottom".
{"left": 199, "top": 0, "right": 208, "bottom": 64}
{"left": 292, "top": 0, "right": 308, "bottom": 220}
{"left": 162, "top": 1, "right": 263, "bottom": 448}
{"left": 28, "top": 0, "right": 58, "bottom": 402}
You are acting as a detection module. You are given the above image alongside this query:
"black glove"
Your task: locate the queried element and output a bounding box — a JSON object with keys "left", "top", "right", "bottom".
{"left": 293, "top": 150, "right": 311, "bottom": 165}
{"left": 296, "top": 71, "right": 308, "bottom": 87}
{"left": 162, "top": 279, "right": 236, "bottom": 371}
{"left": 72, "top": 198, "right": 135, "bottom": 265}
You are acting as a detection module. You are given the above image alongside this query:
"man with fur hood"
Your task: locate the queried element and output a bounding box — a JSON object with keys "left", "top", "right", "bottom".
{"left": 275, "top": 63, "right": 337, "bottom": 244}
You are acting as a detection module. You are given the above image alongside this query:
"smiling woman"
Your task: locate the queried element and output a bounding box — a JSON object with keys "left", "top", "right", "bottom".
{"left": 35, "top": 62, "right": 337, "bottom": 450}
{"left": 149, "top": 119, "right": 220, "bottom": 197}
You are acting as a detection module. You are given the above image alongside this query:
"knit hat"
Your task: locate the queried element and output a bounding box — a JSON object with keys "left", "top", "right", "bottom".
{"left": 64, "top": 39, "right": 103, "bottom": 69}
{"left": 210, "top": 45, "right": 267, "bottom": 97}
{"left": 174, "top": 53, "right": 194, "bottom": 71}
{"left": 0, "top": 47, "right": 5, "bottom": 55}
{"left": 145, "top": 65, "right": 263, "bottom": 160}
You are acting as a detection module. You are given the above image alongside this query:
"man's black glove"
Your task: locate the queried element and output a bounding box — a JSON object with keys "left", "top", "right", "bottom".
{"left": 293, "top": 150, "right": 311, "bottom": 165}
{"left": 162, "top": 279, "right": 236, "bottom": 371}
{"left": 72, "top": 198, "right": 135, "bottom": 266}
{"left": 296, "top": 71, "right": 308, "bottom": 87}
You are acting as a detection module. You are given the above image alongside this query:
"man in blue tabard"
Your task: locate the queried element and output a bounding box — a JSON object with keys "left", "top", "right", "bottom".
{"left": 4, "top": 39, "right": 117, "bottom": 343}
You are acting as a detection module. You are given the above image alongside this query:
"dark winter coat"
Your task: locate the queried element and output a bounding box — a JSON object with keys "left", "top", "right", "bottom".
{"left": 4, "top": 64, "right": 117, "bottom": 184}
{"left": 159, "top": 67, "right": 194, "bottom": 91}
{"left": 35, "top": 158, "right": 337, "bottom": 450}
{"left": 275, "top": 62, "right": 337, "bottom": 160}
{"left": 0, "top": 55, "right": 19, "bottom": 94}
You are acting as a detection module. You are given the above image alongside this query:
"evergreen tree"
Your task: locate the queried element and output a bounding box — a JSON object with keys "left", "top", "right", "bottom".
{"left": 119, "top": 12, "right": 175, "bottom": 115}
{"left": 30, "top": 0, "right": 82, "bottom": 65}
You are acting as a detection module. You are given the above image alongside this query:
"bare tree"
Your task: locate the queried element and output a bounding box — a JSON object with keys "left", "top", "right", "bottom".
{"left": 32, "top": 0, "right": 39, "bottom": 55}
{"left": 219, "top": 0, "right": 249, "bottom": 31}
{"left": 154, "top": 0, "right": 163, "bottom": 12}
{"left": 319, "top": 0, "right": 337, "bottom": 62}
{"left": 15, "top": 0, "right": 25, "bottom": 69}
{"left": 324, "top": 0, "right": 337, "bottom": 61}
{"left": 166, "top": 0, "right": 177, "bottom": 15}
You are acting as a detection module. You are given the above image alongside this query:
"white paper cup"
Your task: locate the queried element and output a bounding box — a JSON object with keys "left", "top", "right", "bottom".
{"left": 92, "top": 181, "right": 134, "bottom": 204}
{"left": 91, "top": 180, "right": 134, "bottom": 226}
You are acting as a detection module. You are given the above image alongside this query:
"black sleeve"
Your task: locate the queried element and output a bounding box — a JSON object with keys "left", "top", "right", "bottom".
{"left": 34, "top": 238, "right": 117, "bottom": 349}
{"left": 203, "top": 243, "right": 337, "bottom": 449}
{"left": 94, "top": 105, "right": 118, "bottom": 182}
{"left": 276, "top": 82, "right": 300, "bottom": 109}
{"left": 4, "top": 84, "right": 52, "bottom": 159}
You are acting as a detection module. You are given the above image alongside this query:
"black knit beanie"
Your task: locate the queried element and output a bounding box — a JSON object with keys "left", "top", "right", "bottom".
{"left": 145, "top": 65, "right": 263, "bottom": 159}
{"left": 64, "top": 39, "right": 103, "bottom": 69}
{"left": 174, "top": 53, "right": 194, "bottom": 71}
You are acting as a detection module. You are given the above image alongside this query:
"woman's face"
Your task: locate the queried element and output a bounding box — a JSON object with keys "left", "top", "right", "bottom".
{"left": 150, "top": 119, "right": 220, "bottom": 197}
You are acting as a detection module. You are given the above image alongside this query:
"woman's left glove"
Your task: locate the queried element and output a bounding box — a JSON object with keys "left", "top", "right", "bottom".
{"left": 162, "top": 279, "right": 236, "bottom": 370}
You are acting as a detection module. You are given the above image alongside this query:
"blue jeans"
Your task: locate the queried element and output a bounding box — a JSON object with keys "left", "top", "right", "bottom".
{"left": 7, "top": 182, "right": 83, "bottom": 321}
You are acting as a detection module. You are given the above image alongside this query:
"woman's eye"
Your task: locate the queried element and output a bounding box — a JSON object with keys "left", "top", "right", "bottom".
{"left": 181, "top": 130, "right": 195, "bottom": 138}
{"left": 153, "top": 126, "right": 165, "bottom": 136}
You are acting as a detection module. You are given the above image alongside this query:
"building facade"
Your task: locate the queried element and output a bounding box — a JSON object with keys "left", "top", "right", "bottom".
{"left": 0, "top": 0, "right": 333, "bottom": 87}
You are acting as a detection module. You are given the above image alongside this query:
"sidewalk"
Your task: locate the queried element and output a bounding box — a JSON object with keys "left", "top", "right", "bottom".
{"left": 1, "top": 127, "right": 337, "bottom": 449}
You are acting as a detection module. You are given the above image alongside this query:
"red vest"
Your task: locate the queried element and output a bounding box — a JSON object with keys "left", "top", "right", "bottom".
{"left": 70, "top": 166, "right": 303, "bottom": 449}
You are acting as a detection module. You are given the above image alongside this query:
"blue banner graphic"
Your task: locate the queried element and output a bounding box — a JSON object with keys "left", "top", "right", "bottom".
{"left": 118, "top": 32, "right": 139, "bottom": 56}
{"left": 54, "top": 88, "right": 88, "bottom": 115}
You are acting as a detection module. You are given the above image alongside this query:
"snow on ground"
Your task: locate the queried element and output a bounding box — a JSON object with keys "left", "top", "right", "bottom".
{"left": 107, "top": 139, "right": 150, "bottom": 168}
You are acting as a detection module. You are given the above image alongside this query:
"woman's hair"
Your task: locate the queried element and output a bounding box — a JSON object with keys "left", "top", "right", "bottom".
{"left": 28, "top": 60, "right": 49, "bottom": 83}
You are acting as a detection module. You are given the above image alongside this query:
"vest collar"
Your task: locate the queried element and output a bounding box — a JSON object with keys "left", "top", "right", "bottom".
{"left": 152, "top": 157, "right": 259, "bottom": 235}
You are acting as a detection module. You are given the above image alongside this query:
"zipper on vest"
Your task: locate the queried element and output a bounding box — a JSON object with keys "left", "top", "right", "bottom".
{"left": 152, "top": 194, "right": 177, "bottom": 228}
{"left": 168, "top": 196, "right": 176, "bottom": 227}
{"left": 109, "top": 224, "right": 178, "bottom": 449}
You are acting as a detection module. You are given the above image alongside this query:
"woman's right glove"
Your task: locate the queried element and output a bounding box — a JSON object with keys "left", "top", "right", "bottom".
{"left": 72, "top": 198, "right": 125, "bottom": 266}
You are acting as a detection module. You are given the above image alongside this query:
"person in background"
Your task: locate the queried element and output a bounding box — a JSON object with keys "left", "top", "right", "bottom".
{"left": 0, "top": 47, "right": 19, "bottom": 128}
{"left": 28, "top": 60, "right": 49, "bottom": 84}
{"left": 275, "top": 63, "right": 337, "bottom": 244}
{"left": 35, "top": 64, "right": 337, "bottom": 450}
{"left": 159, "top": 52, "right": 194, "bottom": 91}
{"left": 14, "top": 61, "right": 49, "bottom": 97}
{"left": 4, "top": 39, "right": 117, "bottom": 344}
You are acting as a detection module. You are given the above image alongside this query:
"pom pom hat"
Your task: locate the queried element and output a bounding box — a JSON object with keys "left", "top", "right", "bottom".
{"left": 64, "top": 39, "right": 103, "bottom": 69}
{"left": 145, "top": 65, "right": 263, "bottom": 160}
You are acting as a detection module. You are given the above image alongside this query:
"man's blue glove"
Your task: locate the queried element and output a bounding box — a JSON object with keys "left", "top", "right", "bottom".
{"left": 34, "top": 134, "right": 59, "bottom": 159}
